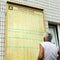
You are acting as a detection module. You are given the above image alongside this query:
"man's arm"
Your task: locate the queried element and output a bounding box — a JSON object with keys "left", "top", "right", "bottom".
{"left": 38, "top": 44, "right": 44, "bottom": 60}
{"left": 58, "top": 50, "right": 60, "bottom": 56}
{"left": 57, "top": 50, "right": 60, "bottom": 60}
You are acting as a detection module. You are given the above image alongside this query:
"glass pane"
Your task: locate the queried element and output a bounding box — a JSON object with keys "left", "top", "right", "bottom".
{"left": 49, "top": 25, "right": 58, "bottom": 46}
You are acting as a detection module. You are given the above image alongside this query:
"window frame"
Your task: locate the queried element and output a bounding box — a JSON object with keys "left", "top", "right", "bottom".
{"left": 48, "top": 24, "right": 59, "bottom": 46}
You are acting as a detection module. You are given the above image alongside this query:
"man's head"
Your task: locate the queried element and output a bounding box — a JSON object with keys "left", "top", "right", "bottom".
{"left": 43, "top": 32, "right": 52, "bottom": 42}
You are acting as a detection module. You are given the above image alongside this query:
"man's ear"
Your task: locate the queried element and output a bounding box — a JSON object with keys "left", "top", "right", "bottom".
{"left": 58, "top": 50, "right": 60, "bottom": 56}
{"left": 43, "top": 37, "right": 45, "bottom": 41}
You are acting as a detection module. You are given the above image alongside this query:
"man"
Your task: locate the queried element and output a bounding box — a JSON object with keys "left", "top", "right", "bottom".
{"left": 38, "top": 32, "right": 60, "bottom": 60}
{"left": 57, "top": 50, "right": 60, "bottom": 60}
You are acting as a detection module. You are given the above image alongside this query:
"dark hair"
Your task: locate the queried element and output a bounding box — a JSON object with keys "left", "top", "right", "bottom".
{"left": 44, "top": 32, "right": 52, "bottom": 42}
{"left": 47, "top": 33, "right": 52, "bottom": 42}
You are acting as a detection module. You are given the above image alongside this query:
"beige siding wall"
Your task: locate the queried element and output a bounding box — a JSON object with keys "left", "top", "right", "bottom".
{"left": 0, "top": 0, "right": 6, "bottom": 60}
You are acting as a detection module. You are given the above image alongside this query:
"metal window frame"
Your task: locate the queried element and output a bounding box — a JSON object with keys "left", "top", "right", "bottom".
{"left": 49, "top": 24, "right": 59, "bottom": 46}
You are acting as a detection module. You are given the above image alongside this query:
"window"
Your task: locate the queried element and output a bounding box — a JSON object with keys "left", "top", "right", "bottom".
{"left": 49, "top": 24, "right": 59, "bottom": 46}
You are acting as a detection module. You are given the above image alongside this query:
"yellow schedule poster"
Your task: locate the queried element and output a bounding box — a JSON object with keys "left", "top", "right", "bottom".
{"left": 5, "top": 2, "right": 46, "bottom": 60}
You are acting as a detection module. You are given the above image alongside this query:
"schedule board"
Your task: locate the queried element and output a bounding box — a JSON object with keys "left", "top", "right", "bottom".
{"left": 5, "top": 2, "right": 46, "bottom": 60}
